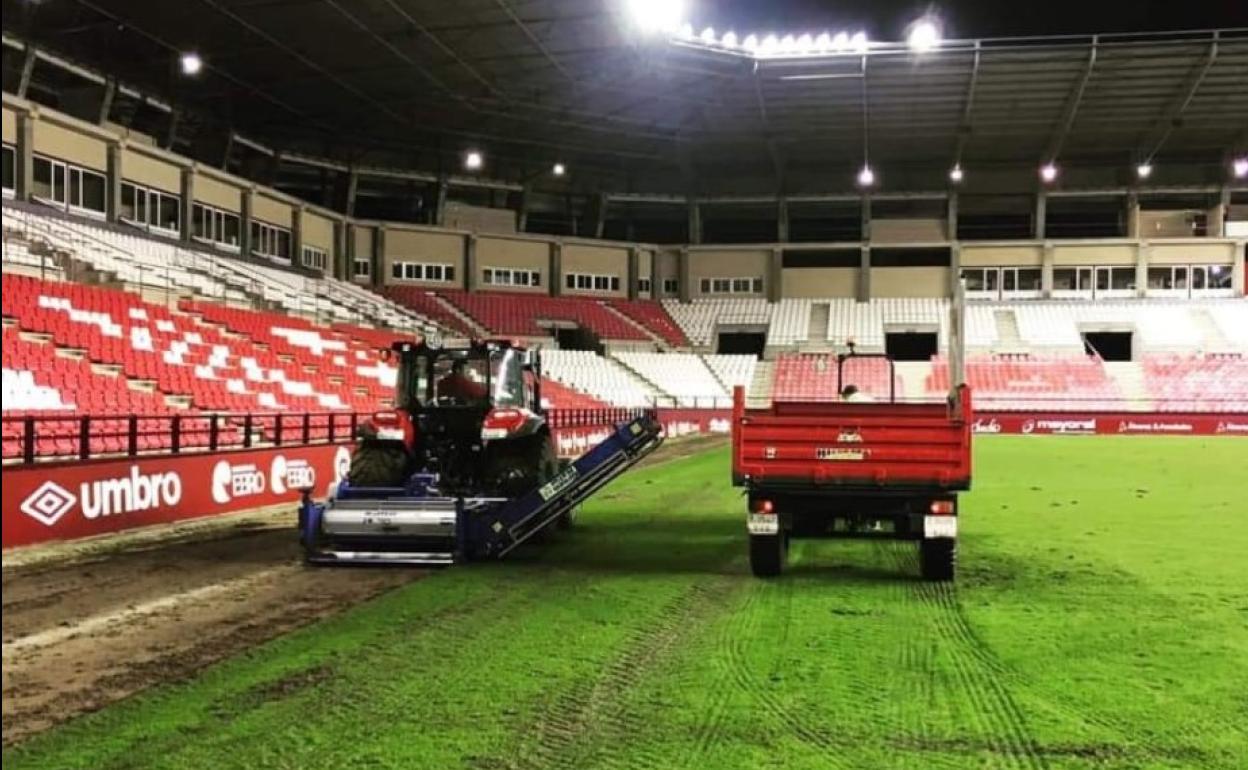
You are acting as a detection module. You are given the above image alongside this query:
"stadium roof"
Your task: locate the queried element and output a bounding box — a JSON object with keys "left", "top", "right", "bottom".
{"left": 4, "top": 1, "right": 1248, "bottom": 197}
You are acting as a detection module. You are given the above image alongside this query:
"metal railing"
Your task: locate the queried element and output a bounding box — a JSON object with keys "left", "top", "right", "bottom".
{"left": 2, "top": 411, "right": 367, "bottom": 465}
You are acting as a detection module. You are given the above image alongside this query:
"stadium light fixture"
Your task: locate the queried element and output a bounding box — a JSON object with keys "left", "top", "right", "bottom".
{"left": 464, "top": 151, "right": 483, "bottom": 171}
{"left": 626, "top": 0, "right": 685, "bottom": 35}
{"left": 857, "top": 165, "right": 876, "bottom": 187}
{"left": 743, "top": 34, "right": 760, "bottom": 52}
{"left": 907, "top": 19, "right": 942, "bottom": 54}
{"left": 1234, "top": 157, "right": 1248, "bottom": 179}
{"left": 552, "top": 163, "right": 566, "bottom": 177}
{"left": 760, "top": 34, "right": 779, "bottom": 56}
{"left": 721, "top": 31, "right": 739, "bottom": 49}
{"left": 1136, "top": 162, "right": 1153, "bottom": 180}
{"left": 1040, "top": 163, "right": 1059, "bottom": 183}
{"left": 678, "top": 23, "right": 695, "bottom": 40}
{"left": 815, "top": 32, "right": 832, "bottom": 52}
{"left": 179, "top": 52, "right": 203, "bottom": 76}
{"left": 700, "top": 27, "right": 717, "bottom": 45}
{"left": 833, "top": 32, "right": 850, "bottom": 52}
{"left": 780, "top": 34, "right": 797, "bottom": 54}
{"left": 949, "top": 165, "right": 964, "bottom": 184}
{"left": 851, "top": 31, "right": 869, "bottom": 54}
{"left": 797, "top": 33, "right": 814, "bottom": 53}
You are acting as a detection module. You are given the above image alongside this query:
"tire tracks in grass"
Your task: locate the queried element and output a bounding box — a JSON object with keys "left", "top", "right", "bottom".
{"left": 885, "top": 545, "right": 1049, "bottom": 770}
{"left": 513, "top": 575, "right": 742, "bottom": 770}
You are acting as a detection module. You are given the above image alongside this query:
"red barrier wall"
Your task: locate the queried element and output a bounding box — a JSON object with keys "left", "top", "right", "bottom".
{"left": 552, "top": 409, "right": 732, "bottom": 457}
{"left": 3, "top": 444, "right": 353, "bottom": 549}
{"left": 971, "top": 413, "right": 1248, "bottom": 436}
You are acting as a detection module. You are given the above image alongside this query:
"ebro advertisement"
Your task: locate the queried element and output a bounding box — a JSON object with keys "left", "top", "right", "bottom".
{"left": 4, "top": 444, "right": 352, "bottom": 549}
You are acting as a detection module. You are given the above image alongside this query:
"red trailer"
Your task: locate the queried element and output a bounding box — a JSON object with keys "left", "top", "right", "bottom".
{"left": 732, "top": 297, "right": 974, "bottom": 580}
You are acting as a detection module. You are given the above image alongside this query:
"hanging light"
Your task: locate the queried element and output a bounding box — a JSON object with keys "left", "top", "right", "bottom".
{"left": 857, "top": 165, "right": 876, "bottom": 187}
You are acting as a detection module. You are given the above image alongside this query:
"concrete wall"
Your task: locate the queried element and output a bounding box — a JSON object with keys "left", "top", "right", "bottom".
{"left": 252, "top": 193, "right": 292, "bottom": 229}
{"left": 871, "top": 267, "right": 949, "bottom": 297}
{"left": 1148, "top": 242, "right": 1236, "bottom": 265}
{"left": 1140, "top": 210, "right": 1198, "bottom": 238}
{"left": 122, "top": 148, "right": 181, "bottom": 193}
{"left": 960, "top": 244, "right": 1044, "bottom": 266}
{"left": 2, "top": 106, "right": 16, "bottom": 145}
{"left": 384, "top": 227, "right": 465, "bottom": 286}
{"left": 303, "top": 211, "right": 334, "bottom": 251}
{"left": 688, "top": 248, "right": 769, "bottom": 296}
{"left": 354, "top": 224, "right": 375, "bottom": 258}
{"left": 870, "top": 218, "right": 946, "bottom": 244}
{"left": 1053, "top": 244, "right": 1136, "bottom": 266}
{"left": 780, "top": 268, "right": 858, "bottom": 298}
{"left": 194, "top": 174, "right": 243, "bottom": 212}
{"left": 33, "top": 119, "right": 107, "bottom": 170}
{"left": 562, "top": 243, "right": 628, "bottom": 297}
{"left": 477, "top": 236, "right": 548, "bottom": 293}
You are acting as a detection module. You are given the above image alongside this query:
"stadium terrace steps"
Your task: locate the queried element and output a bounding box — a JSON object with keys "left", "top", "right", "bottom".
{"left": 746, "top": 360, "right": 775, "bottom": 408}
{"left": 894, "top": 361, "right": 936, "bottom": 401}
{"left": 993, "top": 309, "right": 1024, "bottom": 350}
{"left": 601, "top": 303, "right": 665, "bottom": 346}
{"left": 431, "top": 294, "right": 488, "bottom": 338}
{"left": 1102, "top": 361, "right": 1153, "bottom": 411}
{"left": 1190, "top": 308, "right": 1231, "bottom": 351}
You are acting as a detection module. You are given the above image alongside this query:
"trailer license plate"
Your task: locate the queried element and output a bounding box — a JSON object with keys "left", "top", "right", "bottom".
{"left": 924, "top": 516, "right": 957, "bottom": 539}
{"left": 748, "top": 514, "right": 779, "bottom": 535}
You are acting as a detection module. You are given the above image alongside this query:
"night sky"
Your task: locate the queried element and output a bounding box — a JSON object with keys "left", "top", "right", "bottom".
{"left": 698, "top": 0, "right": 1248, "bottom": 40}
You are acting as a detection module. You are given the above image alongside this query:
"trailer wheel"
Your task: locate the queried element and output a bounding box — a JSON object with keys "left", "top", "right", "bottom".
{"left": 749, "top": 533, "right": 786, "bottom": 578}
{"left": 920, "top": 538, "right": 956, "bottom": 582}
{"left": 348, "top": 442, "right": 408, "bottom": 487}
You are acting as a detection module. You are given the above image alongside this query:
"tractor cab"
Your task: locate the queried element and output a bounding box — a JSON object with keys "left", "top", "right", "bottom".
{"left": 351, "top": 340, "right": 554, "bottom": 495}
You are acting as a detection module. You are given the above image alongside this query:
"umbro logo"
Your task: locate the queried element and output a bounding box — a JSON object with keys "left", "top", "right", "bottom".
{"left": 20, "top": 481, "right": 77, "bottom": 526}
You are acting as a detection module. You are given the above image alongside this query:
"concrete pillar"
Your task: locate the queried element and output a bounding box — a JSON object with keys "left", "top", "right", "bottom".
{"left": 17, "top": 47, "right": 36, "bottom": 99}
{"left": 373, "top": 225, "right": 386, "bottom": 289}
{"left": 627, "top": 247, "right": 639, "bottom": 300}
{"left": 947, "top": 192, "right": 959, "bottom": 241}
{"left": 549, "top": 241, "right": 563, "bottom": 297}
{"left": 291, "top": 205, "right": 305, "bottom": 269}
{"left": 162, "top": 111, "right": 180, "bottom": 151}
{"left": 949, "top": 243, "right": 963, "bottom": 296}
{"left": 516, "top": 185, "right": 530, "bottom": 232}
{"left": 98, "top": 79, "right": 116, "bottom": 125}
{"left": 1232, "top": 242, "right": 1245, "bottom": 295}
{"left": 464, "top": 234, "right": 478, "bottom": 291}
{"left": 221, "top": 132, "right": 235, "bottom": 170}
{"left": 433, "top": 178, "right": 449, "bottom": 226}
{"left": 333, "top": 221, "right": 348, "bottom": 280}
{"left": 239, "top": 188, "right": 253, "bottom": 257}
{"left": 105, "top": 142, "right": 122, "bottom": 223}
{"left": 1209, "top": 188, "right": 1230, "bottom": 238}
{"left": 16, "top": 111, "right": 34, "bottom": 201}
{"left": 592, "top": 193, "right": 608, "bottom": 239}
{"left": 343, "top": 223, "right": 356, "bottom": 281}
{"left": 687, "top": 200, "right": 702, "bottom": 245}
{"left": 777, "top": 198, "right": 790, "bottom": 243}
{"left": 1125, "top": 192, "right": 1141, "bottom": 238}
{"left": 1035, "top": 191, "right": 1047, "bottom": 240}
{"left": 678, "top": 247, "right": 691, "bottom": 302}
{"left": 769, "top": 248, "right": 783, "bottom": 303}
{"left": 861, "top": 195, "right": 872, "bottom": 242}
{"left": 1041, "top": 243, "right": 1055, "bottom": 297}
{"left": 179, "top": 167, "right": 195, "bottom": 243}
{"left": 1135, "top": 242, "right": 1150, "bottom": 298}
{"left": 858, "top": 246, "right": 871, "bottom": 302}
{"left": 342, "top": 170, "right": 358, "bottom": 217}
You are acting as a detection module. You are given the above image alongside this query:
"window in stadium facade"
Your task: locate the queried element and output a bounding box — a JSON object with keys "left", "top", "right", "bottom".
{"left": 483, "top": 267, "right": 541, "bottom": 287}
{"left": 353, "top": 257, "right": 371, "bottom": 278}
{"left": 663, "top": 278, "right": 679, "bottom": 296}
{"left": 192, "top": 203, "right": 241, "bottom": 251}
{"left": 251, "top": 220, "right": 292, "bottom": 262}
{"left": 963, "top": 267, "right": 1041, "bottom": 299}
{"left": 301, "top": 245, "right": 328, "bottom": 271}
{"left": 565, "top": 272, "right": 621, "bottom": 292}
{"left": 32, "top": 154, "right": 106, "bottom": 217}
{"left": 391, "top": 261, "right": 456, "bottom": 283}
{"left": 700, "top": 277, "right": 764, "bottom": 295}
{"left": 638, "top": 277, "right": 652, "bottom": 294}
{"left": 1052, "top": 267, "right": 1095, "bottom": 296}
{"left": 1, "top": 144, "right": 14, "bottom": 197}
{"left": 120, "top": 182, "right": 180, "bottom": 236}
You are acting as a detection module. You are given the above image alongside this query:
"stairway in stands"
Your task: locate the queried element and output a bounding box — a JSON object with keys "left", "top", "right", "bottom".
{"left": 601, "top": 304, "right": 664, "bottom": 346}
{"left": 1191, "top": 308, "right": 1231, "bottom": 351}
{"left": 805, "top": 303, "right": 832, "bottom": 351}
{"left": 746, "top": 360, "right": 775, "bottom": 408}
{"left": 894, "top": 361, "right": 935, "bottom": 401}
{"left": 993, "top": 308, "right": 1024, "bottom": 350}
{"left": 1103, "top": 361, "right": 1153, "bottom": 412}
{"left": 431, "top": 295, "right": 488, "bottom": 338}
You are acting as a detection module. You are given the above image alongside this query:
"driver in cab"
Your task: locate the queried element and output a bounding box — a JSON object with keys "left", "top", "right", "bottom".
{"left": 436, "top": 359, "right": 487, "bottom": 402}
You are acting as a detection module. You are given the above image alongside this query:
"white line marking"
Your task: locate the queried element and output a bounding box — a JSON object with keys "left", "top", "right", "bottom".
{"left": 3, "top": 565, "right": 295, "bottom": 660}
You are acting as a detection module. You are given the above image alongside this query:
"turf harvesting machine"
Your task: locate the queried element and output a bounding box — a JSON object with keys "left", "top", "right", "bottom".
{"left": 299, "top": 339, "right": 663, "bottom": 565}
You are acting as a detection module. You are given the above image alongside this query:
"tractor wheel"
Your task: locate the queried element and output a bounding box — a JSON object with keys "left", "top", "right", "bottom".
{"left": 920, "top": 538, "right": 957, "bottom": 582}
{"left": 749, "top": 533, "right": 786, "bottom": 578}
{"left": 348, "top": 442, "right": 408, "bottom": 487}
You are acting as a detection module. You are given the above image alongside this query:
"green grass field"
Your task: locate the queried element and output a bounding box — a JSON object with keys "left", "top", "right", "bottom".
{"left": 6, "top": 437, "right": 1247, "bottom": 770}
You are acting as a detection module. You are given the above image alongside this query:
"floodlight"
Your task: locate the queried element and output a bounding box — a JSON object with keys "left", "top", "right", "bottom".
{"left": 833, "top": 32, "right": 849, "bottom": 52}
{"left": 1040, "top": 163, "right": 1059, "bottom": 183}
{"left": 743, "top": 34, "right": 760, "bottom": 52}
{"left": 626, "top": 0, "right": 685, "bottom": 35}
{"left": 553, "top": 163, "right": 566, "bottom": 176}
{"left": 1136, "top": 162, "right": 1153, "bottom": 180}
{"left": 949, "top": 165, "right": 964, "bottom": 184}
{"left": 722, "top": 31, "right": 738, "bottom": 48}
{"left": 180, "top": 52, "right": 203, "bottom": 76}
{"left": 797, "top": 33, "right": 814, "bottom": 52}
{"left": 857, "top": 165, "right": 875, "bottom": 187}
{"left": 907, "top": 20, "right": 941, "bottom": 53}
{"left": 815, "top": 32, "right": 832, "bottom": 52}
{"left": 851, "top": 31, "right": 869, "bottom": 54}
{"left": 700, "top": 27, "right": 716, "bottom": 45}
{"left": 464, "top": 151, "right": 483, "bottom": 171}
{"left": 1234, "top": 157, "right": 1248, "bottom": 178}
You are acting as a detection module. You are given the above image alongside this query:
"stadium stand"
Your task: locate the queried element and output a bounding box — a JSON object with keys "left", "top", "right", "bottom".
{"left": 663, "top": 298, "right": 772, "bottom": 347}
{"left": 607, "top": 299, "right": 689, "bottom": 346}
{"left": 927, "top": 355, "right": 1123, "bottom": 411}
{"left": 541, "top": 349, "right": 659, "bottom": 407}
{"left": 613, "top": 352, "right": 728, "bottom": 407}
{"left": 773, "top": 354, "right": 901, "bottom": 402}
{"left": 704, "top": 354, "right": 759, "bottom": 394}
{"left": 1141, "top": 354, "right": 1248, "bottom": 412}
{"left": 435, "top": 290, "right": 656, "bottom": 341}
